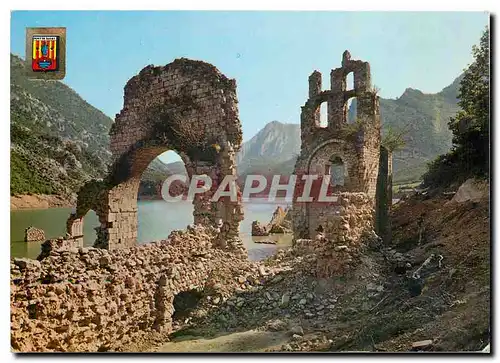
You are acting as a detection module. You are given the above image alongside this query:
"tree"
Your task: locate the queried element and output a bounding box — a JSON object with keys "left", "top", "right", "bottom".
{"left": 423, "top": 27, "right": 490, "bottom": 187}
{"left": 448, "top": 27, "right": 490, "bottom": 177}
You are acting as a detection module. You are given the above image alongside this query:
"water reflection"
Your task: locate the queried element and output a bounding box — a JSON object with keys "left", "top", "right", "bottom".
{"left": 11, "top": 200, "right": 292, "bottom": 260}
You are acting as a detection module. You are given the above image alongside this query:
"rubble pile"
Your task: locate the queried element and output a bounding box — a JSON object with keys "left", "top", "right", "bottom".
{"left": 183, "top": 245, "right": 388, "bottom": 353}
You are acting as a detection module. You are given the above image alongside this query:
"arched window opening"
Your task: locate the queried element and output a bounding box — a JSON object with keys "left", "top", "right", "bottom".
{"left": 319, "top": 102, "right": 328, "bottom": 128}
{"left": 330, "top": 156, "right": 345, "bottom": 186}
{"left": 346, "top": 72, "right": 354, "bottom": 91}
{"left": 346, "top": 97, "right": 357, "bottom": 124}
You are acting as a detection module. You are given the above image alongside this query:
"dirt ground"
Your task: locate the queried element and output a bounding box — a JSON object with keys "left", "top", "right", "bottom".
{"left": 155, "top": 330, "right": 289, "bottom": 352}
{"left": 325, "top": 193, "right": 490, "bottom": 352}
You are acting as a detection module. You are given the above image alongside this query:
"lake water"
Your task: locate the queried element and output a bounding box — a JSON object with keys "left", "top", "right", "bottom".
{"left": 10, "top": 200, "right": 293, "bottom": 261}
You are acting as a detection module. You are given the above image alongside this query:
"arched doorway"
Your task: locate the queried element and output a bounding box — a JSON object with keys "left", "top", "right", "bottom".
{"left": 137, "top": 150, "right": 193, "bottom": 243}
{"left": 82, "top": 209, "right": 100, "bottom": 247}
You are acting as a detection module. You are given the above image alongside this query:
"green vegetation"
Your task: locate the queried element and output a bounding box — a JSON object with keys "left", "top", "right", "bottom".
{"left": 10, "top": 54, "right": 113, "bottom": 160}
{"left": 10, "top": 150, "right": 54, "bottom": 195}
{"left": 10, "top": 54, "right": 112, "bottom": 197}
{"left": 392, "top": 163, "right": 428, "bottom": 185}
{"left": 381, "top": 124, "right": 407, "bottom": 153}
{"left": 423, "top": 28, "right": 489, "bottom": 188}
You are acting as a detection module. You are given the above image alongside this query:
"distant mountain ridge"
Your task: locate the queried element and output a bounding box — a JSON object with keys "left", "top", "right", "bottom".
{"left": 11, "top": 54, "right": 113, "bottom": 162}
{"left": 234, "top": 74, "right": 462, "bottom": 183}
{"left": 10, "top": 50, "right": 462, "bottom": 201}
{"left": 236, "top": 121, "right": 301, "bottom": 175}
{"left": 379, "top": 74, "right": 462, "bottom": 182}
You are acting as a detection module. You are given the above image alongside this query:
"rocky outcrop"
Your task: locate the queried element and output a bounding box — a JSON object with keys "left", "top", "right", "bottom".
{"left": 251, "top": 221, "right": 270, "bottom": 236}
{"left": 10, "top": 225, "right": 257, "bottom": 352}
{"left": 448, "top": 178, "right": 488, "bottom": 204}
{"left": 252, "top": 206, "right": 292, "bottom": 236}
{"left": 24, "top": 226, "right": 45, "bottom": 242}
{"left": 268, "top": 206, "right": 292, "bottom": 233}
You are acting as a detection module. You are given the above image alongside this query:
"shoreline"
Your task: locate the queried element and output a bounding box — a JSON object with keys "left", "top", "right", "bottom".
{"left": 10, "top": 194, "right": 75, "bottom": 211}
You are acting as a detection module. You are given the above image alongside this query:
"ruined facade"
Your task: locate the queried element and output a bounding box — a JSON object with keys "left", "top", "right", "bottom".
{"left": 66, "top": 59, "right": 244, "bottom": 250}
{"left": 292, "top": 51, "right": 381, "bottom": 240}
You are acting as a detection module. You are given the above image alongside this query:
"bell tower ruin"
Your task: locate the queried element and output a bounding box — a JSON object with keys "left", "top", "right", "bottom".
{"left": 292, "top": 50, "right": 381, "bottom": 241}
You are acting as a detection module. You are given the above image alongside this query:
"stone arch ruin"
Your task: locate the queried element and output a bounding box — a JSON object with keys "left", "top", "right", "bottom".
{"left": 292, "top": 50, "right": 382, "bottom": 240}
{"left": 66, "top": 58, "right": 244, "bottom": 250}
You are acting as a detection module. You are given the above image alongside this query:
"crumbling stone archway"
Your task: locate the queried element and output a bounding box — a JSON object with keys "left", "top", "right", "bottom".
{"left": 66, "top": 179, "right": 108, "bottom": 248}
{"left": 69, "top": 58, "right": 244, "bottom": 250}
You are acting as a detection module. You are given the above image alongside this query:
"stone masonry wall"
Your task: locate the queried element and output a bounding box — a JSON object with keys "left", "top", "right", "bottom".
{"left": 294, "top": 193, "right": 376, "bottom": 278}
{"left": 24, "top": 227, "right": 45, "bottom": 242}
{"left": 11, "top": 226, "right": 257, "bottom": 352}
{"left": 305, "top": 192, "right": 374, "bottom": 241}
{"left": 110, "top": 58, "right": 242, "bottom": 161}
{"left": 67, "top": 58, "right": 244, "bottom": 250}
{"left": 375, "top": 145, "right": 393, "bottom": 243}
{"left": 292, "top": 51, "right": 381, "bottom": 240}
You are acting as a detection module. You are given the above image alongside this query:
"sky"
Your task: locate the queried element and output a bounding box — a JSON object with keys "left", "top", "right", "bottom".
{"left": 10, "top": 11, "right": 489, "bottom": 163}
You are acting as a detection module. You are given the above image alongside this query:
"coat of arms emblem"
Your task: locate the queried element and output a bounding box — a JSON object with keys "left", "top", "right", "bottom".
{"left": 26, "top": 27, "right": 66, "bottom": 80}
{"left": 31, "top": 35, "right": 59, "bottom": 72}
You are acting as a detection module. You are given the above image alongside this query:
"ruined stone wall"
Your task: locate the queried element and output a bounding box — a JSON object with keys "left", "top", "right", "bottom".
{"left": 67, "top": 58, "right": 243, "bottom": 250}
{"left": 24, "top": 227, "right": 45, "bottom": 242}
{"left": 110, "top": 59, "right": 242, "bottom": 161}
{"left": 292, "top": 51, "right": 381, "bottom": 239}
{"left": 11, "top": 226, "right": 257, "bottom": 352}
{"left": 305, "top": 192, "right": 374, "bottom": 241}
{"left": 293, "top": 193, "right": 375, "bottom": 278}
{"left": 375, "top": 145, "right": 393, "bottom": 242}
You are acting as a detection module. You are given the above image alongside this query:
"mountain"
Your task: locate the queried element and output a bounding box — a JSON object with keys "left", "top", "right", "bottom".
{"left": 141, "top": 158, "right": 175, "bottom": 182}
{"left": 378, "top": 75, "right": 462, "bottom": 183}
{"left": 10, "top": 54, "right": 113, "bottom": 162}
{"left": 10, "top": 54, "right": 113, "bottom": 199}
{"left": 11, "top": 47, "right": 460, "bottom": 202}
{"left": 138, "top": 159, "right": 188, "bottom": 199}
{"left": 10, "top": 53, "right": 188, "bottom": 203}
{"left": 235, "top": 75, "right": 462, "bottom": 184}
{"left": 236, "top": 121, "right": 301, "bottom": 174}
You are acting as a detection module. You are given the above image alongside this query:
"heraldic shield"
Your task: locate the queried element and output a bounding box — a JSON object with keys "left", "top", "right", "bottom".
{"left": 31, "top": 35, "right": 59, "bottom": 72}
